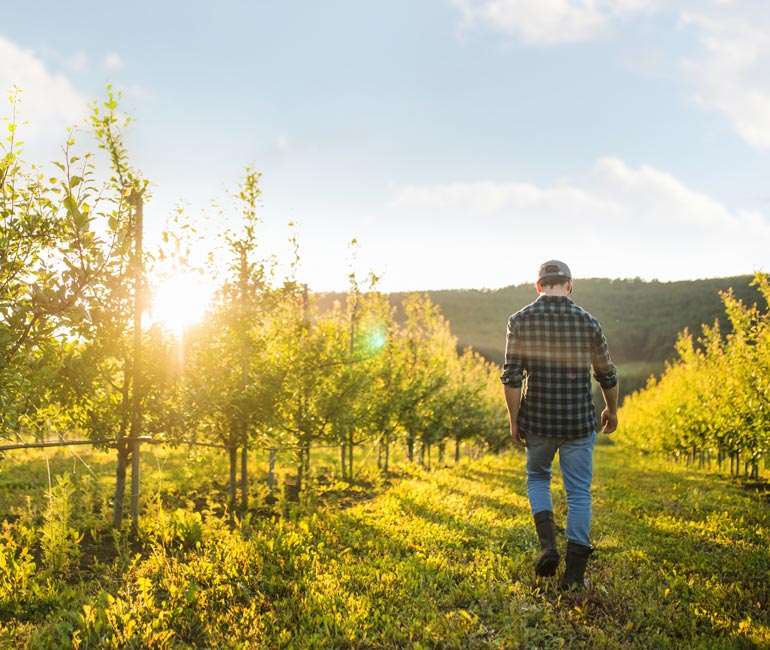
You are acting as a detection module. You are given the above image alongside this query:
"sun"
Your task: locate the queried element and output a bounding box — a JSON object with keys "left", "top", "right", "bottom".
{"left": 150, "top": 272, "right": 213, "bottom": 332}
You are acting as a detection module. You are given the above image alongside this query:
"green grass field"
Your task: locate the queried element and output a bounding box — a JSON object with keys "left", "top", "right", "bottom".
{"left": 0, "top": 439, "right": 767, "bottom": 648}
{"left": 0, "top": 437, "right": 460, "bottom": 521}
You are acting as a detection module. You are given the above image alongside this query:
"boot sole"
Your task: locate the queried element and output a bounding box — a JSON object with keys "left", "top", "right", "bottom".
{"left": 535, "top": 551, "right": 559, "bottom": 577}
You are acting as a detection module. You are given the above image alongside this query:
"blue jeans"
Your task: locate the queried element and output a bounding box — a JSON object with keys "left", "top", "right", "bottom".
{"left": 525, "top": 431, "right": 596, "bottom": 547}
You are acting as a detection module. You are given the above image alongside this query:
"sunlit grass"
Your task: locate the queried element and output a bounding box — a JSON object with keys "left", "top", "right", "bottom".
{"left": 0, "top": 438, "right": 767, "bottom": 648}
{"left": 0, "top": 437, "right": 468, "bottom": 519}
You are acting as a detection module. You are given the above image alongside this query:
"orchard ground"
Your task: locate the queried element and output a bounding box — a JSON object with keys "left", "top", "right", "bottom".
{"left": 0, "top": 437, "right": 767, "bottom": 648}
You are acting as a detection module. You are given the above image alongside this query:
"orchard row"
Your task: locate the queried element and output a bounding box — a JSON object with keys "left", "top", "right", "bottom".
{"left": 621, "top": 273, "right": 770, "bottom": 479}
{"left": 1, "top": 90, "right": 506, "bottom": 528}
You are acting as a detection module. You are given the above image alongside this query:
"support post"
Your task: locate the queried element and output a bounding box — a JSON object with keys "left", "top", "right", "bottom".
{"left": 130, "top": 437, "right": 140, "bottom": 532}
{"left": 128, "top": 188, "right": 144, "bottom": 534}
{"left": 268, "top": 447, "right": 277, "bottom": 496}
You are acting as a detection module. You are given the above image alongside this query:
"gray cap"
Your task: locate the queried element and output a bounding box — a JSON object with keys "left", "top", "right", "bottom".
{"left": 538, "top": 260, "right": 572, "bottom": 281}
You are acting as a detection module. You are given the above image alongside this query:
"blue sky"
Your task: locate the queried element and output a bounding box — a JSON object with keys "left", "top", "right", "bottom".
{"left": 2, "top": 1, "right": 770, "bottom": 292}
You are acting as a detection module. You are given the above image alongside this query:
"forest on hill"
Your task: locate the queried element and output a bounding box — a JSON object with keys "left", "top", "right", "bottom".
{"left": 321, "top": 274, "right": 763, "bottom": 400}
{"left": 410, "top": 275, "right": 762, "bottom": 364}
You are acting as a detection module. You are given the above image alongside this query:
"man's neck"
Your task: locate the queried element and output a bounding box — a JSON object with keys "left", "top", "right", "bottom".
{"left": 540, "top": 286, "right": 571, "bottom": 297}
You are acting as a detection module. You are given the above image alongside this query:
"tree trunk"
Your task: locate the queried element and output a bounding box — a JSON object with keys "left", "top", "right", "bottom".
{"left": 113, "top": 190, "right": 145, "bottom": 532}
{"left": 112, "top": 370, "right": 131, "bottom": 529}
{"left": 339, "top": 443, "right": 347, "bottom": 479}
{"left": 383, "top": 430, "right": 390, "bottom": 473}
{"left": 454, "top": 437, "right": 461, "bottom": 463}
{"left": 130, "top": 438, "right": 141, "bottom": 534}
{"left": 267, "top": 447, "right": 277, "bottom": 500}
{"left": 228, "top": 445, "right": 238, "bottom": 509}
{"left": 347, "top": 431, "right": 354, "bottom": 479}
{"left": 112, "top": 441, "right": 129, "bottom": 529}
{"left": 237, "top": 246, "right": 250, "bottom": 511}
{"left": 407, "top": 432, "right": 415, "bottom": 463}
{"left": 240, "top": 441, "right": 249, "bottom": 511}
{"left": 295, "top": 448, "right": 304, "bottom": 494}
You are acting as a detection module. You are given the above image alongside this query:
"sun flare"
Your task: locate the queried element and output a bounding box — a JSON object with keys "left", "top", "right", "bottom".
{"left": 151, "top": 272, "right": 213, "bottom": 332}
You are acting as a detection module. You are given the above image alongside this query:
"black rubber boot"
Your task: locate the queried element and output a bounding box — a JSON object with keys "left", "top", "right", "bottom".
{"left": 533, "top": 510, "right": 560, "bottom": 577}
{"left": 561, "top": 541, "right": 593, "bottom": 591}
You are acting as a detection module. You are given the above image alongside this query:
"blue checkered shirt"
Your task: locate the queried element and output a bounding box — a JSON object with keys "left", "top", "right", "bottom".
{"left": 501, "top": 295, "right": 617, "bottom": 438}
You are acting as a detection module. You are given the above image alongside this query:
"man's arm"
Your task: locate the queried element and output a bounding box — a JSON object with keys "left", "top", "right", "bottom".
{"left": 591, "top": 322, "right": 619, "bottom": 434}
{"left": 503, "top": 384, "right": 527, "bottom": 447}
{"left": 599, "top": 382, "right": 619, "bottom": 434}
{"left": 501, "top": 315, "right": 527, "bottom": 447}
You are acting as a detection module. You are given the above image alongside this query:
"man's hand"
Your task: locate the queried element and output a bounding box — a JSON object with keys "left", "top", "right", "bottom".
{"left": 510, "top": 421, "right": 527, "bottom": 448}
{"left": 600, "top": 408, "right": 618, "bottom": 434}
{"left": 599, "top": 384, "right": 619, "bottom": 434}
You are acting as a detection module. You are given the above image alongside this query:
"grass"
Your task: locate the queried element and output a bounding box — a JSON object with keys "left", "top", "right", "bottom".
{"left": 0, "top": 437, "right": 450, "bottom": 520}
{"left": 0, "top": 439, "right": 768, "bottom": 648}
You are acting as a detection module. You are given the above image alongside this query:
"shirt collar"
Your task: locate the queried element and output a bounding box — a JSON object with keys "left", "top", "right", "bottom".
{"left": 536, "top": 294, "right": 573, "bottom": 305}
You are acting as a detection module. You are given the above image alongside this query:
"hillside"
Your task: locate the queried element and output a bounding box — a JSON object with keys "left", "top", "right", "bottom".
{"left": 317, "top": 274, "right": 763, "bottom": 399}
{"left": 403, "top": 275, "right": 762, "bottom": 364}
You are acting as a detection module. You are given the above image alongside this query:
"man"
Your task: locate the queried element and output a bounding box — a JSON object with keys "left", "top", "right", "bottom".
{"left": 501, "top": 260, "right": 618, "bottom": 590}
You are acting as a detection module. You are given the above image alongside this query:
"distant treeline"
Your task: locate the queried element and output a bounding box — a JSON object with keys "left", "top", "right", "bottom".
{"left": 317, "top": 275, "right": 762, "bottom": 400}
{"left": 410, "top": 276, "right": 762, "bottom": 365}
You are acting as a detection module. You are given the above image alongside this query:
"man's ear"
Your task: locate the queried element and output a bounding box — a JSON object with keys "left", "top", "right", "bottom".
{"left": 567, "top": 280, "right": 574, "bottom": 295}
{"left": 536, "top": 280, "right": 542, "bottom": 293}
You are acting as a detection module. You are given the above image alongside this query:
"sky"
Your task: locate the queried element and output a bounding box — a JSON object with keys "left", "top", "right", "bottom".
{"left": 2, "top": 0, "right": 770, "bottom": 293}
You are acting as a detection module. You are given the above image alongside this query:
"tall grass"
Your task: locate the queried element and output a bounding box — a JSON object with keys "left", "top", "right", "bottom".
{"left": 0, "top": 438, "right": 473, "bottom": 523}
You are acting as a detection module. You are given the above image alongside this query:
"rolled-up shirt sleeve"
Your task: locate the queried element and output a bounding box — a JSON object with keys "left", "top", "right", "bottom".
{"left": 591, "top": 325, "right": 618, "bottom": 389}
{"left": 500, "top": 316, "right": 526, "bottom": 387}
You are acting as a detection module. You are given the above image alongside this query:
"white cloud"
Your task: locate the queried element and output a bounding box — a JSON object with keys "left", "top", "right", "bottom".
{"left": 275, "top": 133, "right": 289, "bottom": 151}
{"left": 388, "top": 158, "right": 770, "bottom": 287}
{"left": 450, "top": 1, "right": 770, "bottom": 149}
{"left": 0, "top": 36, "right": 87, "bottom": 143}
{"left": 451, "top": 0, "right": 607, "bottom": 44}
{"left": 103, "top": 52, "right": 124, "bottom": 70}
{"left": 65, "top": 50, "right": 89, "bottom": 73}
{"left": 449, "top": 0, "right": 669, "bottom": 45}
{"left": 483, "top": 0, "right": 609, "bottom": 44}
{"left": 392, "top": 179, "right": 618, "bottom": 225}
{"left": 681, "top": 9, "right": 770, "bottom": 149}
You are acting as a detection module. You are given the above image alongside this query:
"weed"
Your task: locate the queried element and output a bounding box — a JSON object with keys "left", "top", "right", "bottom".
{"left": 40, "top": 474, "right": 83, "bottom": 578}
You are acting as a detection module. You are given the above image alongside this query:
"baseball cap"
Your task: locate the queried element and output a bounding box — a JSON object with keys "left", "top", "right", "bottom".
{"left": 538, "top": 260, "right": 572, "bottom": 281}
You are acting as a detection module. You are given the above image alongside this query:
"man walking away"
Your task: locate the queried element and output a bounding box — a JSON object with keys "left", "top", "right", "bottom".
{"left": 501, "top": 260, "right": 619, "bottom": 590}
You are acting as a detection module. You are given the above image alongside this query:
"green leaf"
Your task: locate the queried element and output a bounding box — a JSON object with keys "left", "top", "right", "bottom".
{"left": 63, "top": 194, "right": 89, "bottom": 230}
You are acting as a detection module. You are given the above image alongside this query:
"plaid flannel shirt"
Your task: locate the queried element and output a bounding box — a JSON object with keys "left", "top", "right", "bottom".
{"left": 501, "top": 295, "right": 617, "bottom": 438}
